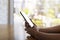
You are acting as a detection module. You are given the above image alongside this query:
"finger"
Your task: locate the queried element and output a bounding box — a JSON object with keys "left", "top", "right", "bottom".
{"left": 25, "top": 27, "right": 31, "bottom": 31}
{"left": 25, "top": 21, "right": 28, "bottom": 24}
{"left": 25, "top": 21, "right": 31, "bottom": 28}
{"left": 26, "top": 29, "right": 32, "bottom": 34}
{"left": 25, "top": 22, "right": 29, "bottom": 27}
{"left": 26, "top": 28, "right": 37, "bottom": 35}
{"left": 25, "top": 28, "right": 28, "bottom": 31}
{"left": 25, "top": 28, "right": 30, "bottom": 34}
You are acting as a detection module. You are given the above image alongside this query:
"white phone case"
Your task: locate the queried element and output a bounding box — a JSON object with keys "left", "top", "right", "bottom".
{"left": 20, "top": 11, "right": 34, "bottom": 27}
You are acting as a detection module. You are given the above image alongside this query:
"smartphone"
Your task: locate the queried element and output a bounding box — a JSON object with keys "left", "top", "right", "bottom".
{"left": 20, "top": 11, "right": 34, "bottom": 27}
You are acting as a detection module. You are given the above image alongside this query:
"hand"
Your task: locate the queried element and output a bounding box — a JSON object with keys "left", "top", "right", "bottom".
{"left": 25, "top": 21, "right": 37, "bottom": 34}
{"left": 25, "top": 21, "right": 41, "bottom": 40}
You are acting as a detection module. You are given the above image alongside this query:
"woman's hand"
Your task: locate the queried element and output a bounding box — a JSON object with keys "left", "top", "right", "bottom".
{"left": 25, "top": 21, "right": 37, "bottom": 34}
{"left": 25, "top": 21, "right": 41, "bottom": 40}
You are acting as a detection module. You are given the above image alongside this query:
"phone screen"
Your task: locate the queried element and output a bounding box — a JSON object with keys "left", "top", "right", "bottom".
{"left": 20, "top": 11, "right": 34, "bottom": 27}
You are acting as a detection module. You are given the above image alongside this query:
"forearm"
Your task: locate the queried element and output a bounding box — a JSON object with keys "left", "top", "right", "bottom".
{"left": 42, "top": 33, "right": 60, "bottom": 40}
{"left": 31, "top": 31, "right": 60, "bottom": 40}
{"left": 39, "top": 25, "right": 60, "bottom": 33}
{"left": 39, "top": 28, "right": 56, "bottom": 33}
